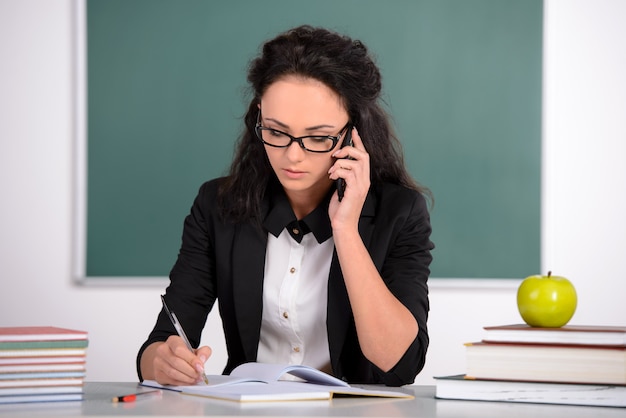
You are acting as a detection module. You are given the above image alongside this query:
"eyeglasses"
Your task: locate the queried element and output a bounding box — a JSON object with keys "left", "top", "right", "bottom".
{"left": 255, "top": 110, "right": 349, "bottom": 153}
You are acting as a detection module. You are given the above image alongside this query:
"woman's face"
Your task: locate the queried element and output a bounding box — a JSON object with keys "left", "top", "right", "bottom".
{"left": 259, "top": 75, "right": 349, "bottom": 200}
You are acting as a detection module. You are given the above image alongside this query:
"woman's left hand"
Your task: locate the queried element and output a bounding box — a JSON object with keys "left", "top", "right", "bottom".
{"left": 328, "top": 127, "right": 370, "bottom": 230}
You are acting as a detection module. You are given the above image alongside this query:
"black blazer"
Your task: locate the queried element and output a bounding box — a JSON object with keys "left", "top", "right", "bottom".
{"left": 137, "top": 178, "right": 433, "bottom": 386}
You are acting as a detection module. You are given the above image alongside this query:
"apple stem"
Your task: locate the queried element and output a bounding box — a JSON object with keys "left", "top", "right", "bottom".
{"left": 548, "top": 271, "right": 552, "bottom": 278}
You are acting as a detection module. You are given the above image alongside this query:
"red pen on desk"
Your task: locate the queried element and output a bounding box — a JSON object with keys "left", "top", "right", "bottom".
{"left": 111, "top": 389, "right": 161, "bottom": 403}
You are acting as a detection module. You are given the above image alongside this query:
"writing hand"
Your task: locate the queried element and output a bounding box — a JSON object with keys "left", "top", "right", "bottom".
{"left": 152, "top": 336, "right": 212, "bottom": 386}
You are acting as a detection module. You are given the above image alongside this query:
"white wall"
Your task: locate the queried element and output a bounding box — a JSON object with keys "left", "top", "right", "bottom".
{"left": 1, "top": 0, "right": 624, "bottom": 384}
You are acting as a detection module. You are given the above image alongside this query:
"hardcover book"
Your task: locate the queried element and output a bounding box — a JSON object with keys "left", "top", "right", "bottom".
{"left": 482, "top": 324, "right": 626, "bottom": 346}
{"left": 0, "top": 327, "right": 88, "bottom": 342}
{"left": 465, "top": 341, "right": 626, "bottom": 385}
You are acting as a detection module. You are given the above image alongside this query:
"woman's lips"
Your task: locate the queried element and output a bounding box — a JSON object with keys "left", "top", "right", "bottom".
{"left": 282, "top": 168, "right": 306, "bottom": 179}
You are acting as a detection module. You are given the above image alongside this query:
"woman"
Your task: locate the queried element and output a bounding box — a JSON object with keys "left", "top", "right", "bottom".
{"left": 137, "top": 25, "right": 433, "bottom": 387}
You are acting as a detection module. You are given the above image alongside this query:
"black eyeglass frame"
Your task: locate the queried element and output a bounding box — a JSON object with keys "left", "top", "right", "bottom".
{"left": 254, "top": 110, "right": 350, "bottom": 153}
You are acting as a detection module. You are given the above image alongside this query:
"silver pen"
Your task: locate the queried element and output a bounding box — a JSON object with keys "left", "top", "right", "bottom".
{"left": 160, "top": 295, "right": 209, "bottom": 384}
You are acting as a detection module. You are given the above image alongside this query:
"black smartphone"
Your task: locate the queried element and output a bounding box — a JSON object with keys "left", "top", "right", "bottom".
{"left": 336, "top": 125, "right": 353, "bottom": 202}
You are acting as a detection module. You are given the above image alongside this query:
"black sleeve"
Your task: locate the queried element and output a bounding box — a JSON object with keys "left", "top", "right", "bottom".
{"left": 136, "top": 180, "right": 220, "bottom": 381}
{"left": 375, "top": 188, "right": 433, "bottom": 385}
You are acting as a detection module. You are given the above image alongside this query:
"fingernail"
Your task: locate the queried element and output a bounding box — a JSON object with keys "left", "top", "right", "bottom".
{"left": 199, "top": 355, "right": 207, "bottom": 363}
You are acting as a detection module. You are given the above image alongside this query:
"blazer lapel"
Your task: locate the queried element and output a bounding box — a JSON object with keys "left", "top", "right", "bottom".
{"left": 327, "top": 190, "right": 377, "bottom": 374}
{"left": 231, "top": 222, "right": 267, "bottom": 362}
{"left": 327, "top": 252, "right": 349, "bottom": 374}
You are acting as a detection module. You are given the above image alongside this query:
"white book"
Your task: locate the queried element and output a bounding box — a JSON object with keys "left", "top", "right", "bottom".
{"left": 0, "top": 349, "right": 88, "bottom": 358}
{"left": 0, "top": 364, "right": 86, "bottom": 373}
{"left": 435, "top": 374, "right": 626, "bottom": 408}
{"left": 0, "top": 356, "right": 86, "bottom": 366}
{"left": 142, "top": 362, "right": 413, "bottom": 403}
{"left": 0, "top": 393, "right": 83, "bottom": 404}
{"left": 0, "top": 371, "right": 86, "bottom": 380}
{"left": 0, "top": 385, "right": 83, "bottom": 396}
{"left": 0, "top": 378, "right": 84, "bottom": 388}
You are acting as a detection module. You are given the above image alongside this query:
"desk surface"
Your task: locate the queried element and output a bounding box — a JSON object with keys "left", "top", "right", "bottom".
{"left": 0, "top": 382, "right": 623, "bottom": 417}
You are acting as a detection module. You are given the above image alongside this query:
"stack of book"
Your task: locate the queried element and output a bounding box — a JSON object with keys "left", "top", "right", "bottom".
{"left": 0, "top": 326, "right": 88, "bottom": 404}
{"left": 435, "top": 324, "right": 626, "bottom": 407}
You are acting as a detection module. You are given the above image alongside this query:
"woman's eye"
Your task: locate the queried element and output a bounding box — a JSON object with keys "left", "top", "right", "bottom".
{"left": 309, "top": 136, "right": 330, "bottom": 144}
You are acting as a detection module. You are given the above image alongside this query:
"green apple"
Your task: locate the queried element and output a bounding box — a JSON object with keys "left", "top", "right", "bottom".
{"left": 517, "top": 271, "right": 577, "bottom": 328}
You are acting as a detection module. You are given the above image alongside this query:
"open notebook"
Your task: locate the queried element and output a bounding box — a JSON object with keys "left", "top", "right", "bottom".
{"left": 141, "top": 362, "right": 413, "bottom": 402}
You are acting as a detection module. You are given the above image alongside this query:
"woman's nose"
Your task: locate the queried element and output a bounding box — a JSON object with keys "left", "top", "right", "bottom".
{"left": 285, "top": 140, "right": 306, "bottom": 161}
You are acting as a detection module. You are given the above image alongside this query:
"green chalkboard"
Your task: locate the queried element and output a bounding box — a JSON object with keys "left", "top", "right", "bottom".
{"left": 85, "top": 0, "right": 542, "bottom": 279}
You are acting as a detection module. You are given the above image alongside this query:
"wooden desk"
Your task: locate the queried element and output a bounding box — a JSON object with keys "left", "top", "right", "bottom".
{"left": 0, "top": 382, "right": 623, "bottom": 417}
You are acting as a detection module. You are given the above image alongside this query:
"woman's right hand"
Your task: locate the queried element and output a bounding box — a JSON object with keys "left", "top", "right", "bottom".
{"left": 141, "top": 335, "right": 212, "bottom": 385}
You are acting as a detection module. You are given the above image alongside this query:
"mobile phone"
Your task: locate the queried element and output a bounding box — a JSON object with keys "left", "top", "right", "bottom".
{"left": 336, "top": 125, "right": 353, "bottom": 202}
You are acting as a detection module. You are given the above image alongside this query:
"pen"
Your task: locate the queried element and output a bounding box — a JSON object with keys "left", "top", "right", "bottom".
{"left": 112, "top": 389, "right": 161, "bottom": 403}
{"left": 160, "top": 295, "right": 209, "bottom": 385}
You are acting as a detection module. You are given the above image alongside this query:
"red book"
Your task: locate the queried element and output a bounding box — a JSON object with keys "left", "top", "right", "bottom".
{"left": 482, "top": 324, "right": 626, "bottom": 346}
{"left": 0, "top": 327, "right": 87, "bottom": 342}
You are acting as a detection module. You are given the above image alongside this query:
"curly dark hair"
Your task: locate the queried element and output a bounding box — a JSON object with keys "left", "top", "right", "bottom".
{"left": 218, "top": 25, "right": 429, "bottom": 222}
